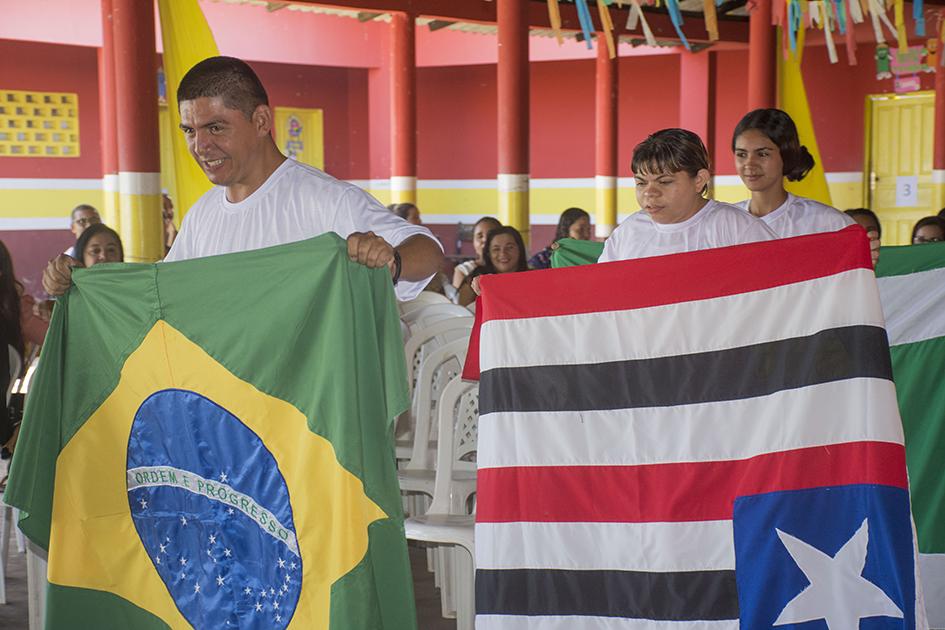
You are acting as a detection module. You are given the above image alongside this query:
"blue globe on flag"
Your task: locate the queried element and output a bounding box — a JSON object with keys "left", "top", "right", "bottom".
{"left": 126, "top": 389, "right": 302, "bottom": 629}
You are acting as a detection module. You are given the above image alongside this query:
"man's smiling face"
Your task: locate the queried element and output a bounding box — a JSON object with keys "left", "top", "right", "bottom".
{"left": 179, "top": 96, "right": 263, "bottom": 189}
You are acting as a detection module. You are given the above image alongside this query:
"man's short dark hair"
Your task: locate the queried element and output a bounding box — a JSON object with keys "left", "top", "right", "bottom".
{"left": 177, "top": 56, "right": 269, "bottom": 119}
{"left": 71, "top": 204, "right": 99, "bottom": 221}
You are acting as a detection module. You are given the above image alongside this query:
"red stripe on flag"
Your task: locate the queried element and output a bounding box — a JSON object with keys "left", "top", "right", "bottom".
{"left": 478, "top": 225, "right": 871, "bottom": 324}
{"left": 476, "top": 441, "right": 907, "bottom": 523}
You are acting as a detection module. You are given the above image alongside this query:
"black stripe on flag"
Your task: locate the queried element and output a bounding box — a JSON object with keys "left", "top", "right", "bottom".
{"left": 475, "top": 568, "right": 739, "bottom": 620}
{"left": 480, "top": 325, "right": 891, "bottom": 414}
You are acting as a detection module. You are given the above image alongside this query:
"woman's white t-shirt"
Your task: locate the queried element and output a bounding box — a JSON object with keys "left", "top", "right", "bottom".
{"left": 736, "top": 193, "right": 854, "bottom": 238}
{"left": 598, "top": 199, "right": 776, "bottom": 263}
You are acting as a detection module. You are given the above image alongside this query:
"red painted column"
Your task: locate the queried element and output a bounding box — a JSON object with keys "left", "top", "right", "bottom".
{"left": 98, "top": 0, "right": 120, "bottom": 231}
{"left": 595, "top": 35, "right": 618, "bottom": 238}
{"left": 679, "top": 51, "right": 717, "bottom": 153}
{"left": 747, "top": 0, "right": 777, "bottom": 110}
{"left": 497, "top": 0, "right": 530, "bottom": 244}
{"left": 390, "top": 11, "right": 417, "bottom": 205}
{"left": 112, "top": 0, "right": 163, "bottom": 261}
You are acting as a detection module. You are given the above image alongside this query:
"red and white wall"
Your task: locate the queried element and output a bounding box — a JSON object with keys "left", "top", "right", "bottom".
{"left": 0, "top": 0, "right": 937, "bottom": 292}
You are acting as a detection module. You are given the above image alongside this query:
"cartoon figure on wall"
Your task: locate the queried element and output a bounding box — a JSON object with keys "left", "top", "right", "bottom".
{"left": 284, "top": 115, "right": 304, "bottom": 160}
{"left": 876, "top": 43, "right": 893, "bottom": 79}
{"left": 926, "top": 39, "right": 939, "bottom": 70}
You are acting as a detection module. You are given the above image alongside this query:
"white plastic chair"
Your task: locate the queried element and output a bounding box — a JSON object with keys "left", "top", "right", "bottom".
{"left": 402, "top": 303, "right": 473, "bottom": 336}
{"left": 405, "top": 376, "right": 478, "bottom": 630}
{"left": 399, "top": 291, "right": 452, "bottom": 317}
{"left": 399, "top": 339, "right": 476, "bottom": 514}
{"left": 396, "top": 319, "right": 473, "bottom": 463}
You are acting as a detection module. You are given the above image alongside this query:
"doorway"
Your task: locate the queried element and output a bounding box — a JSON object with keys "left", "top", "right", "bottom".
{"left": 864, "top": 91, "right": 935, "bottom": 245}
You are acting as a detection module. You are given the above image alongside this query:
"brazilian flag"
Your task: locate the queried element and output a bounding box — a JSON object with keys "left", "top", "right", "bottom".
{"left": 4, "top": 234, "right": 417, "bottom": 629}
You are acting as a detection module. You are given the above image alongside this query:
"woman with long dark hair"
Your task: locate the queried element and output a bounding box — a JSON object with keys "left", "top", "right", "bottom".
{"left": 0, "top": 241, "right": 25, "bottom": 362}
{"left": 528, "top": 207, "right": 591, "bottom": 270}
{"left": 458, "top": 226, "right": 528, "bottom": 306}
{"left": 732, "top": 109, "right": 854, "bottom": 238}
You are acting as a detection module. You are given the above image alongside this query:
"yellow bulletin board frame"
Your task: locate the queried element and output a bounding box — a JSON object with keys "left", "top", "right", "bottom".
{"left": 274, "top": 107, "right": 324, "bottom": 170}
{"left": 0, "top": 89, "right": 80, "bottom": 158}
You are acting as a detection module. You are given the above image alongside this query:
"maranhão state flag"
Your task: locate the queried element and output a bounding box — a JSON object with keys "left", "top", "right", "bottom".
{"left": 4, "top": 234, "right": 417, "bottom": 629}
{"left": 463, "top": 225, "right": 928, "bottom": 630}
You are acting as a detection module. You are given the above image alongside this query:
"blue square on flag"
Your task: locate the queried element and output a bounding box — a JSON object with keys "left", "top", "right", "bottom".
{"left": 733, "top": 484, "right": 915, "bottom": 629}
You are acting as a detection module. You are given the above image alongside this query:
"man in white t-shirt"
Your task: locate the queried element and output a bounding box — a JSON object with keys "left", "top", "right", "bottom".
{"left": 43, "top": 56, "right": 443, "bottom": 301}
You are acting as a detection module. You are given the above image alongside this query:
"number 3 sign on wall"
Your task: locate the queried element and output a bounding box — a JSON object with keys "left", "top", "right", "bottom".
{"left": 895, "top": 176, "right": 918, "bottom": 207}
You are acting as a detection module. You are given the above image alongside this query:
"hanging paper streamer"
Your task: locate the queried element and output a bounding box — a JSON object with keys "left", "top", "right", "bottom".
{"left": 596, "top": 0, "right": 617, "bottom": 58}
{"left": 627, "top": 0, "right": 658, "bottom": 47}
{"left": 848, "top": 0, "right": 865, "bottom": 23}
{"left": 809, "top": 1, "right": 821, "bottom": 29}
{"left": 546, "top": 0, "right": 564, "bottom": 44}
{"left": 787, "top": 0, "right": 801, "bottom": 55}
{"left": 914, "top": 0, "right": 925, "bottom": 37}
{"left": 575, "top": 0, "right": 596, "bottom": 49}
{"left": 869, "top": 0, "right": 900, "bottom": 44}
{"left": 835, "top": 0, "right": 847, "bottom": 34}
{"left": 894, "top": 0, "right": 909, "bottom": 52}
{"left": 665, "top": 0, "right": 691, "bottom": 50}
{"left": 823, "top": 1, "right": 840, "bottom": 63}
{"left": 844, "top": 0, "right": 859, "bottom": 64}
{"left": 704, "top": 0, "right": 719, "bottom": 41}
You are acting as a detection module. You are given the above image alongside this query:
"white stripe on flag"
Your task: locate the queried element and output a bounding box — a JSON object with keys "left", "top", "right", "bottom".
{"left": 877, "top": 267, "right": 945, "bottom": 347}
{"left": 476, "top": 521, "right": 734, "bottom": 572}
{"left": 478, "top": 378, "right": 902, "bottom": 468}
{"left": 476, "top": 616, "right": 741, "bottom": 629}
{"left": 920, "top": 553, "right": 945, "bottom": 629}
{"left": 481, "top": 269, "right": 881, "bottom": 370}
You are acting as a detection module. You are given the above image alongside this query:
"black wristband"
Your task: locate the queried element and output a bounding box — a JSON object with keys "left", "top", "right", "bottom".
{"left": 391, "top": 250, "right": 402, "bottom": 286}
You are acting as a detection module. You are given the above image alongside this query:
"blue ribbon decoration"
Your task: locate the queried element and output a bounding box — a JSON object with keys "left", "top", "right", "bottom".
{"left": 574, "top": 0, "right": 595, "bottom": 50}
{"left": 665, "top": 0, "right": 692, "bottom": 50}
{"left": 787, "top": 0, "right": 799, "bottom": 55}
{"left": 834, "top": 0, "right": 847, "bottom": 35}
{"left": 914, "top": 0, "right": 926, "bottom": 37}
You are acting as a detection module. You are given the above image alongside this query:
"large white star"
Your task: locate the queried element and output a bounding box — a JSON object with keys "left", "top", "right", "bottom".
{"left": 774, "top": 518, "right": 904, "bottom": 630}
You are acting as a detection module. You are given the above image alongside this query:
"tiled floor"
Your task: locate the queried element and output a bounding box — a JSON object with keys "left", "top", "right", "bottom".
{"left": 0, "top": 531, "right": 455, "bottom": 629}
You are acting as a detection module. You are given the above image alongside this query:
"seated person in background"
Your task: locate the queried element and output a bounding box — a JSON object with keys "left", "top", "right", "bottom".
{"left": 528, "top": 207, "right": 591, "bottom": 270}
{"left": 65, "top": 204, "right": 101, "bottom": 258}
{"left": 844, "top": 208, "right": 882, "bottom": 243}
{"left": 1, "top": 241, "right": 28, "bottom": 361}
{"left": 163, "top": 193, "right": 179, "bottom": 254}
{"left": 732, "top": 109, "right": 856, "bottom": 238}
{"left": 458, "top": 226, "right": 528, "bottom": 306}
{"left": 912, "top": 216, "right": 945, "bottom": 244}
{"left": 599, "top": 128, "right": 775, "bottom": 263}
{"left": 385, "top": 202, "right": 455, "bottom": 300}
{"left": 453, "top": 216, "right": 502, "bottom": 288}
{"left": 388, "top": 202, "right": 422, "bottom": 226}
{"left": 75, "top": 224, "right": 124, "bottom": 268}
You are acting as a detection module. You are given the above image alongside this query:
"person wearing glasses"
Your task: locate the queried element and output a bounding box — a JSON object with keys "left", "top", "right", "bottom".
{"left": 64, "top": 204, "right": 101, "bottom": 258}
{"left": 912, "top": 216, "right": 945, "bottom": 244}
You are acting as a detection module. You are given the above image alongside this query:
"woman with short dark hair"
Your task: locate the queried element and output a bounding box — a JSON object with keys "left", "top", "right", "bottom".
{"left": 599, "top": 128, "right": 774, "bottom": 262}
